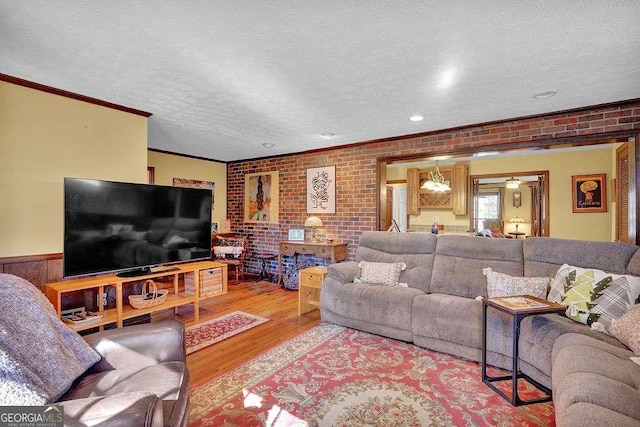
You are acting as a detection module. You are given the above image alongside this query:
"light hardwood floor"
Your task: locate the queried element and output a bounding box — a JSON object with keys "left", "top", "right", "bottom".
{"left": 163, "top": 279, "right": 322, "bottom": 388}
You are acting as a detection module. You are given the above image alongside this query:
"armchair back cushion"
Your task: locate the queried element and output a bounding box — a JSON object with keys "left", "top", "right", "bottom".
{"left": 213, "top": 237, "right": 246, "bottom": 259}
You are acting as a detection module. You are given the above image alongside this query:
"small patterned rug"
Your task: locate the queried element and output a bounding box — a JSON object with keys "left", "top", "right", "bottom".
{"left": 185, "top": 311, "right": 270, "bottom": 355}
{"left": 189, "top": 323, "right": 555, "bottom": 426}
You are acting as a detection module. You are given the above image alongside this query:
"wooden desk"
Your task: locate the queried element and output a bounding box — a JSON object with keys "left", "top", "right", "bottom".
{"left": 277, "top": 240, "right": 348, "bottom": 285}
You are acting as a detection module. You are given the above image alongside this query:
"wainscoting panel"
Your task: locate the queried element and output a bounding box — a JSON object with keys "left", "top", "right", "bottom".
{"left": 0, "top": 253, "right": 63, "bottom": 290}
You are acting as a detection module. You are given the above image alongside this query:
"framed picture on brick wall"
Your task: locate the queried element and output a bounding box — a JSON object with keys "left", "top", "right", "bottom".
{"left": 244, "top": 171, "right": 279, "bottom": 223}
{"left": 307, "top": 166, "right": 336, "bottom": 214}
{"left": 572, "top": 173, "right": 607, "bottom": 213}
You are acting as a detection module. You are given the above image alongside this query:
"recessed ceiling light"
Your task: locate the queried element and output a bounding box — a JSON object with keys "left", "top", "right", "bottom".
{"left": 319, "top": 133, "right": 335, "bottom": 139}
{"left": 262, "top": 142, "right": 274, "bottom": 148}
{"left": 409, "top": 115, "right": 424, "bottom": 122}
{"left": 533, "top": 91, "right": 557, "bottom": 99}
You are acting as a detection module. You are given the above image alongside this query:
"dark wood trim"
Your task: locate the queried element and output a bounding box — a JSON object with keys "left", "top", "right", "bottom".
{"left": 386, "top": 179, "right": 407, "bottom": 184}
{"left": 148, "top": 148, "right": 229, "bottom": 164}
{"left": 0, "top": 73, "right": 152, "bottom": 117}
{"left": 147, "top": 166, "right": 155, "bottom": 184}
{"left": 379, "top": 134, "right": 631, "bottom": 165}
{"left": 0, "top": 252, "right": 62, "bottom": 264}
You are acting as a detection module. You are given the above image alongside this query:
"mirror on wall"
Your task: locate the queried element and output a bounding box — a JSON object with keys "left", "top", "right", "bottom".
{"left": 381, "top": 138, "right": 638, "bottom": 243}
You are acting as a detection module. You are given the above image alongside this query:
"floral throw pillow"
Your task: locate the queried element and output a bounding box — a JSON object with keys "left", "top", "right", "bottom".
{"left": 611, "top": 304, "right": 640, "bottom": 356}
{"left": 547, "top": 264, "right": 640, "bottom": 331}
{"left": 354, "top": 261, "right": 407, "bottom": 287}
{"left": 483, "top": 267, "right": 550, "bottom": 299}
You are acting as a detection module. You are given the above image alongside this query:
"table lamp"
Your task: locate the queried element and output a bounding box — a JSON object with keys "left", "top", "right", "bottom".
{"left": 510, "top": 216, "right": 525, "bottom": 233}
{"left": 304, "top": 216, "right": 323, "bottom": 242}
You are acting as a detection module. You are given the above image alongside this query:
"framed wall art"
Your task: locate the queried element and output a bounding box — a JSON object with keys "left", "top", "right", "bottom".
{"left": 307, "top": 165, "right": 336, "bottom": 214}
{"left": 512, "top": 191, "right": 521, "bottom": 207}
{"left": 244, "top": 171, "right": 279, "bottom": 223}
{"left": 572, "top": 173, "right": 607, "bottom": 213}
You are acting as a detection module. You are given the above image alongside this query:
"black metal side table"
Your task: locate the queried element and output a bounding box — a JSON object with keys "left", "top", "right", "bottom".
{"left": 254, "top": 253, "right": 277, "bottom": 282}
{"left": 482, "top": 295, "right": 565, "bottom": 406}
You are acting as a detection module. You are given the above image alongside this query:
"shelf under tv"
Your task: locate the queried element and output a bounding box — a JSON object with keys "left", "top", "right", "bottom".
{"left": 44, "top": 260, "right": 228, "bottom": 331}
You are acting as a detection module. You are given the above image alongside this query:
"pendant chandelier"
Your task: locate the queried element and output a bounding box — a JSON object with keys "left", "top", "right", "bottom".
{"left": 505, "top": 177, "right": 521, "bottom": 189}
{"left": 420, "top": 161, "right": 451, "bottom": 192}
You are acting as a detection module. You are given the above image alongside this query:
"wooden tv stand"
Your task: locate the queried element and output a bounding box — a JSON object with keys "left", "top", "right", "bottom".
{"left": 44, "top": 261, "right": 227, "bottom": 332}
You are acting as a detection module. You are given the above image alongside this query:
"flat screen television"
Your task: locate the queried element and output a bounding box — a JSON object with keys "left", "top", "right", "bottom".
{"left": 64, "top": 178, "right": 212, "bottom": 278}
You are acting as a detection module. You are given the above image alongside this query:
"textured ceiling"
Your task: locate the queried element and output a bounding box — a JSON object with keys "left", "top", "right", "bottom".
{"left": 1, "top": 1, "right": 639, "bottom": 162}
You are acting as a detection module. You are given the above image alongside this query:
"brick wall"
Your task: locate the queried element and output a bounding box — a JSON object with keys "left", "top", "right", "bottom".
{"left": 229, "top": 101, "right": 640, "bottom": 275}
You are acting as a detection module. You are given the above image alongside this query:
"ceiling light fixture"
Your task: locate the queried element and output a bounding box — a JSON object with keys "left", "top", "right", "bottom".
{"left": 319, "top": 133, "right": 335, "bottom": 139}
{"left": 420, "top": 161, "right": 451, "bottom": 192}
{"left": 262, "top": 142, "right": 274, "bottom": 148}
{"left": 533, "top": 91, "right": 557, "bottom": 99}
{"left": 505, "top": 177, "right": 521, "bottom": 189}
{"left": 409, "top": 115, "right": 424, "bottom": 122}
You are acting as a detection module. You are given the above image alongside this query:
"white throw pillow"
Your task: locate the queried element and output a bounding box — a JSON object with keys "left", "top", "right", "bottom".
{"left": 355, "top": 261, "right": 407, "bottom": 287}
{"left": 483, "top": 267, "right": 550, "bottom": 299}
{"left": 547, "top": 264, "right": 640, "bottom": 331}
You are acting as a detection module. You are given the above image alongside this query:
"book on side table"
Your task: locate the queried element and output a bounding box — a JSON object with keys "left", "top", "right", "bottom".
{"left": 487, "top": 295, "right": 554, "bottom": 311}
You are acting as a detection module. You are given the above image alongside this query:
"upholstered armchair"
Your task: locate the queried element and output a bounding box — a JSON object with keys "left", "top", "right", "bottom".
{"left": 213, "top": 236, "right": 247, "bottom": 283}
{"left": 482, "top": 219, "right": 504, "bottom": 233}
{"left": 480, "top": 220, "right": 513, "bottom": 238}
{"left": 0, "top": 273, "right": 189, "bottom": 427}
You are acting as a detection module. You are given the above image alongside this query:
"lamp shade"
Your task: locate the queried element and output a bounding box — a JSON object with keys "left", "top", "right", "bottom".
{"left": 510, "top": 216, "right": 526, "bottom": 233}
{"left": 304, "top": 216, "right": 323, "bottom": 228}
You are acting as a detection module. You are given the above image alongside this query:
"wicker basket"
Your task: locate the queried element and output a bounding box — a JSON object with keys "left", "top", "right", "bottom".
{"left": 128, "top": 279, "right": 168, "bottom": 309}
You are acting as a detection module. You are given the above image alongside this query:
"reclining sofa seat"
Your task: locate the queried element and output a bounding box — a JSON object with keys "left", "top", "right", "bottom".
{"left": 412, "top": 234, "right": 524, "bottom": 366}
{"left": 320, "top": 231, "right": 436, "bottom": 342}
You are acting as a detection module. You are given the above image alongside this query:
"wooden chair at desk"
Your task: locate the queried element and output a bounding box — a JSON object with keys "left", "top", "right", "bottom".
{"left": 212, "top": 235, "right": 247, "bottom": 284}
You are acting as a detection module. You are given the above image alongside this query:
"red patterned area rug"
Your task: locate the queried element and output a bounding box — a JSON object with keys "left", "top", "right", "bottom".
{"left": 189, "top": 323, "right": 555, "bottom": 426}
{"left": 185, "top": 311, "right": 269, "bottom": 355}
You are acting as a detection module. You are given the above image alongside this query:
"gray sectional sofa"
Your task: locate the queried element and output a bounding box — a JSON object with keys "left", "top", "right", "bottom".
{"left": 320, "top": 231, "right": 640, "bottom": 426}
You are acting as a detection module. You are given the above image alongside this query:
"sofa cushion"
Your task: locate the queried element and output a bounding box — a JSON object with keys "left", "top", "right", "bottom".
{"left": 548, "top": 264, "right": 640, "bottom": 331}
{"left": 355, "top": 231, "right": 437, "bottom": 292}
{"left": 355, "top": 261, "right": 407, "bottom": 287}
{"left": 483, "top": 267, "right": 549, "bottom": 299}
{"left": 431, "top": 235, "right": 523, "bottom": 299}
{"left": 412, "top": 294, "right": 484, "bottom": 362}
{"left": 320, "top": 279, "right": 423, "bottom": 339}
{"left": 552, "top": 334, "right": 640, "bottom": 425}
{"left": 523, "top": 237, "right": 639, "bottom": 278}
{"left": 612, "top": 304, "right": 640, "bottom": 356}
